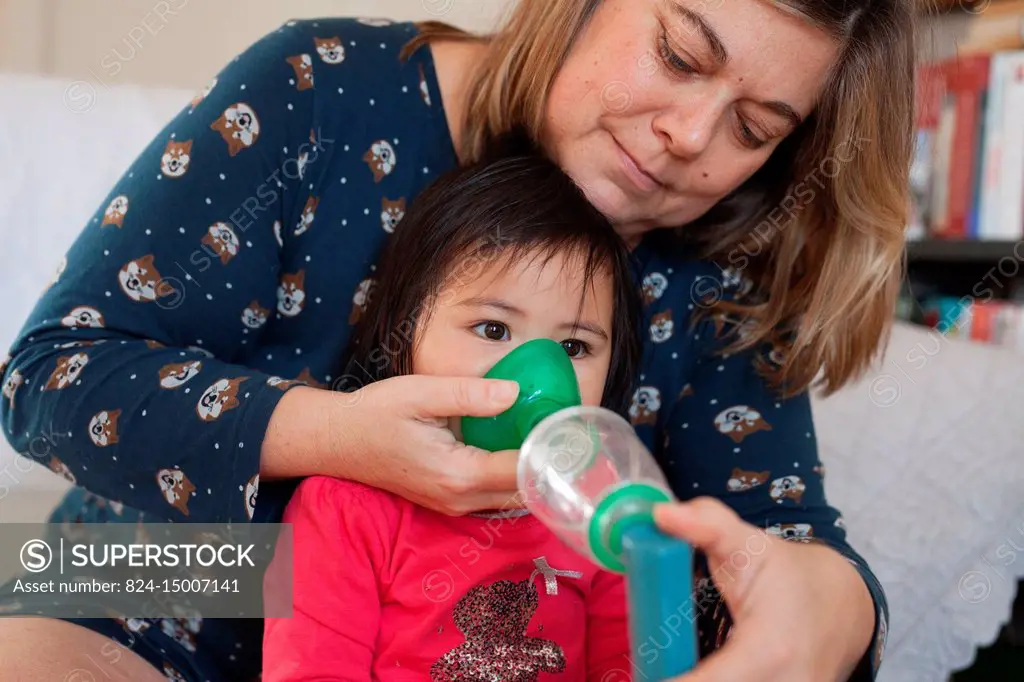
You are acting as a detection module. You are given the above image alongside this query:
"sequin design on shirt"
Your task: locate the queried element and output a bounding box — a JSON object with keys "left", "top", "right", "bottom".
{"left": 431, "top": 577, "right": 567, "bottom": 682}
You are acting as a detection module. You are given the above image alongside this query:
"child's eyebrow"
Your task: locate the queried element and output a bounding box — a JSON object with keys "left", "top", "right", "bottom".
{"left": 561, "top": 321, "right": 609, "bottom": 341}
{"left": 456, "top": 296, "right": 525, "bottom": 316}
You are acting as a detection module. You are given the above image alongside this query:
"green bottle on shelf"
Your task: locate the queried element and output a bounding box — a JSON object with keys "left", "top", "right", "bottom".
{"left": 461, "top": 338, "right": 583, "bottom": 452}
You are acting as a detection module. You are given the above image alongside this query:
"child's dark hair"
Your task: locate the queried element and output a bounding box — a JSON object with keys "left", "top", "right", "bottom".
{"left": 338, "top": 133, "right": 642, "bottom": 416}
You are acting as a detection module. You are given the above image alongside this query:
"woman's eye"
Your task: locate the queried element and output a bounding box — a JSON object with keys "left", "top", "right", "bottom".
{"left": 473, "top": 321, "right": 509, "bottom": 341}
{"left": 737, "top": 119, "right": 768, "bottom": 149}
{"left": 561, "top": 339, "right": 590, "bottom": 359}
{"left": 659, "top": 31, "right": 697, "bottom": 75}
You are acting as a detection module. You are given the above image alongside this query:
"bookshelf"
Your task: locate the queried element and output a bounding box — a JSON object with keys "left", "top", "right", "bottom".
{"left": 905, "top": 238, "right": 1022, "bottom": 263}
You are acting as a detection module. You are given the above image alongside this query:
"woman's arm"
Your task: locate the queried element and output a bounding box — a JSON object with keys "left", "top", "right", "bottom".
{"left": 0, "top": 21, "right": 327, "bottom": 522}
{"left": 263, "top": 475, "right": 390, "bottom": 682}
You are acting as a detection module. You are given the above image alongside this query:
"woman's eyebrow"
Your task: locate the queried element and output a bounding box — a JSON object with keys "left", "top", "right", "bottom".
{"left": 668, "top": 2, "right": 729, "bottom": 66}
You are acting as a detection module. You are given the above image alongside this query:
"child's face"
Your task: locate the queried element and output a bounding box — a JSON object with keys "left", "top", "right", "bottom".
{"left": 414, "top": 249, "right": 614, "bottom": 412}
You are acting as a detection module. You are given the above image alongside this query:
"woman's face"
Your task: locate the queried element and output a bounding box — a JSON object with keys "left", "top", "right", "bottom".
{"left": 413, "top": 250, "right": 614, "bottom": 418}
{"left": 541, "top": 0, "right": 839, "bottom": 238}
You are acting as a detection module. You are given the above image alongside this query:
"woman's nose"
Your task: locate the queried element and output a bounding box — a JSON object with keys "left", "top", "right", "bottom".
{"left": 651, "top": 96, "right": 721, "bottom": 159}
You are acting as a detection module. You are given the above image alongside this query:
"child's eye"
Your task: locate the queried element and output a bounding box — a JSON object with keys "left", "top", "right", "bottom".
{"left": 473, "top": 321, "right": 510, "bottom": 341}
{"left": 561, "top": 339, "right": 590, "bottom": 359}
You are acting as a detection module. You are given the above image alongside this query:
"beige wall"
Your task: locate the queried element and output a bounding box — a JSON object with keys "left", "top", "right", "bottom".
{"left": 0, "top": 0, "right": 514, "bottom": 90}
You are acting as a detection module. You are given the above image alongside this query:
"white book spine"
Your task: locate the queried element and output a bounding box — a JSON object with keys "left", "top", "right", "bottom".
{"left": 996, "top": 53, "right": 1024, "bottom": 240}
{"left": 978, "top": 56, "right": 1007, "bottom": 240}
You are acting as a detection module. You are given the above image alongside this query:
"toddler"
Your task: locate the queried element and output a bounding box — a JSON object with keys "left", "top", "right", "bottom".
{"left": 262, "top": 136, "right": 644, "bottom": 681}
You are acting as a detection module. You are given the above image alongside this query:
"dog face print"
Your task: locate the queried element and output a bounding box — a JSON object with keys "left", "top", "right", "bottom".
{"left": 156, "top": 468, "right": 195, "bottom": 516}
{"left": 241, "top": 300, "right": 269, "bottom": 329}
{"left": 766, "top": 523, "right": 813, "bottom": 541}
{"left": 294, "top": 197, "right": 319, "bottom": 236}
{"left": 159, "top": 360, "right": 202, "bottom": 389}
{"left": 363, "top": 140, "right": 396, "bottom": 182}
{"left": 102, "top": 195, "right": 129, "bottom": 228}
{"left": 2, "top": 368, "right": 22, "bottom": 408}
{"left": 196, "top": 377, "right": 247, "bottom": 422}
{"left": 767, "top": 345, "right": 785, "bottom": 367}
{"left": 201, "top": 222, "right": 240, "bottom": 265}
{"left": 713, "top": 405, "right": 772, "bottom": 444}
{"left": 277, "top": 271, "right": 306, "bottom": 318}
{"left": 726, "top": 468, "right": 770, "bottom": 492}
{"left": 160, "top": 619, "right": 197, "bottom": 654}
{"left": 190, "top": 76, "right": 217, "bottom": 110}
{"left": 244, "top": 473, "right": 259, "bottom": 521}
{"left": 160, "top": 139, "right": 192, "bottom": 178}
{"left": 88, "top": 409, "right": 121, "bottom": 447}
{"left": 769, "top": 475, "right": 805, "bottom": 504}
{"left": 211, "top": 103, "right": 261, "bottom": 156}
{"left": 118, "top": 255, "right": 171, "bottom": 303}
{"left": 44, "top": 353, "right": 89, "bottom": 391}
{"left": 314, "top": 37, "right": 345, "bottom": 64}
{"left": 296, "top": 368, "right": 326, "bottom": 390}
{"left": 418, "top": 63, "right": 432, "bottom": 106}
{"left": 380, "top": 197, "right": 406, "bottom": 233}
{"left": 642, "top": 272, "right": 668, "bottom": 304}
{"left": 49, "top": 456, "right": 76, "bottom": 484}
{"left": 61, "top": 306, "right": 105, "bottom": 329}
{"left": 114, "top": 616, "right": 151, "bottom": 635}
{"left": 720, "top": 267, "right": 754, "bottom": 298}
{"left": 286, "top": 54, "right": 314, "bottom": 90}
{"left": 349, "top": 278, "right": 375, "bottom": 325}
{"left": 650, "top": 310, "right": 674, "bottom": 343}
{"left": 628, "top": 387, "right": 662, "bottom": 426}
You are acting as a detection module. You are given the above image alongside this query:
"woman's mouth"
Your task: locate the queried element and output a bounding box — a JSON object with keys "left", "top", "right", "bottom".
{"left": 614, "top": 140, "right": 662, "bottom": 194}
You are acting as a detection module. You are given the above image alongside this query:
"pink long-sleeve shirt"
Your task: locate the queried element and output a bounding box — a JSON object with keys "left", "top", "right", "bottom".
{"left": 262, "top": 475, "right": 631, "bottom": 681}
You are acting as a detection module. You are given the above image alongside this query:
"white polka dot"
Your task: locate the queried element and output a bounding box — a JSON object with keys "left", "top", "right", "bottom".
{"left": 206, "top": 293, "right": 213, "bottom": 300}
{"left": 244, "top": 393, "right": 250, "bottom": 398}
{"left": 157, "top": 175, "right": 162, "bottom": 180}
{"left": 671, "top": 352, "right": 678, "bottom": 359}
{"left": 682, "top": 423, "right": 689, "bottom": 429}
{"left": 393, "top": 138, "right": 399, "bottom": 145}
{"left": 806, "top": 432, "right": 812, "bottom": 438}
{"left": 305, "top": 255, "right": 311, "bottom": 262}
{"left": 287, "top": 104, "right": 294, "bottom": 111}
{"left": 235, "top": 643, "right": 242, "bottom": 649}
{"left": 129, "top": 172, "right": 134, "bottom": 178}
{"left": 130, "top": 374, "right": 137, "bottom": 380}
{"left": 667, "top": 268, "right": 674, "bottom": 274}
{"left": 112, "top": 456, "right": 116, "bottom": 461}
{"left": 240, "top": 84, "right": 246, "bottom": 90}
{"left": 226, "top": 283, "right": 232, "bottom": 289}
{"left": 734, "top": 447, "right": 740, "bottom": 453}
{"left": 238, "top": 442, "right": 244, "bottom": 449}
{"left": 246, "top": 241, "right": 253, "bottom": 248}
{"left": 344, "top": 144, "right": 350, "bottom": 151}
{"left": 215, "top": 443, "right": 220, "bottom": 449}
{"left": 208, "top": 488, "right": 212, "bottom": 494}
{"left": 82, "top": 465, "right": 87, "bottom": 470}
{"left": 142, "top": 410, "right": 146, "bottom": 417}
{"left": 717, "top": 365, "right": 725, "bottom": 371}
{"left": 179, "top": 227, "right": 186, "bottom": 234}
{"left": 229, "top": 655, "right": 236, "bottom": 661}
{"left": 341, "top": 177, "right": 347, "bottom": 184}
{"left": 338, "top": 87, "right": 344, "bottom": 94}
{"left": 402, "top": 85, "right": 409, "bottom": 93}
{"left": 350, "top": 41, "right": 356, "bottom": 46}
{"left": 688, "top": 304, "right": 694, "bottom": 310}
{"left": 295, "top": 348, "right": 302, "bottom": 355}
{"left": 364, "top": 208, "right": 370, "bottom": 215}
{"left": 423, "top": 167, "right": 429, "bottom": 174}
{"left": 692, "top": 482, "right": 699, "bottom": 488}
{"left": 185, "top": 274, "right": 192, "bottom": 281}
{"left": 220, "top": 173, "right": 226, "bottom": 180}
{"left": 315, "top": 297, "right": 322, "bottom": 304}
{"left": 104, "top": 291, "right": 111, "bottom": 297}
{"left": 170, "top": 133, "right": 176, "bottom": 139}
{"left": 205, "top": 198, "right": 212, "bottom": 205}
{"left": 694, "top": 335, "right": 700, "bottom": 341}
{"left": 103, "top": 249, "right": 109, "bottom": 256}
{"left": 380, "top": 43, "right": 386, "bottom": 49}
{"left": 794, "top": 462, "right": 800, "bottom": 467}
{"left": 196, "top": 339, "right": 202, "bottom": 345}
{"left": 775, "top": 402, "right": 781, "bottom": 408}
{"left": 267, "top": 354, "right": 273, "bottom": 360}
{"left": 289, "top": 79, "right": 295, "bottom": 85}
{"left": 342, "top": 219, "right": 347, "bottom": 226}
{"left": 369, "top": 98, "right": 375, "bottom": 105}
{"left": 145, "top": 229, "right": 152, "bottom": 235}
{"left": 184, "top": 388, "right": 190, "bottom": 394}
{"left": 283, "top": 147, "right": 289, "bottom": 154}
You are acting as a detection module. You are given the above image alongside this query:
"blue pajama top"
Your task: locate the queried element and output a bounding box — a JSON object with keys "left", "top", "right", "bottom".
{"left": 0, "top": 17, "right": 886, "bottom": 680}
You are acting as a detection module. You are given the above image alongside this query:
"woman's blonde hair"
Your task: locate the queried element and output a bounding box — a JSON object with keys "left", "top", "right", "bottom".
{"left": 403, "top": 0, "right": 916, "bottom": 398}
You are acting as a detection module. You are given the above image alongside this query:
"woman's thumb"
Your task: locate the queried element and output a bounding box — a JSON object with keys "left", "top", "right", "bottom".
{"left": 405, "top": 375, "right": 520, "bottom": 418}
{"left": 653, "top": 498, "right": 768, "bottom": 563}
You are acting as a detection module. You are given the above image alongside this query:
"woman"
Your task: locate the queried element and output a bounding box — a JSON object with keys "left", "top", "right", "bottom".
{"left": 0, "top": 0, "right": 914, "bottom": 680}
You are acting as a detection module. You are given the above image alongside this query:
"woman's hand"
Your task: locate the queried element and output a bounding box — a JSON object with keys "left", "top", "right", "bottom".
{"left": 653, "top": 498, "right": 876, "bottom": 682}
{"left": 261, "top": 376, "right": 523, "bottom": 515}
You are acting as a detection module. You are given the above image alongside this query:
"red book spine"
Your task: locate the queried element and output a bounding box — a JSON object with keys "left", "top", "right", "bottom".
{"left": 939, "top": 55, "right": 991, "bottom": 239}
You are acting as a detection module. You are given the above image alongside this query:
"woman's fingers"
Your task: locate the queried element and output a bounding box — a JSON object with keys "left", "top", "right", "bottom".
{"left": 653, "top": 498, "right": 761, "bottom": 560}
{"left": 465, "top": 448, "right": 521, "bottom": 493}
{"left": 400, "top": 375, "right": 520, "bottom": 419}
